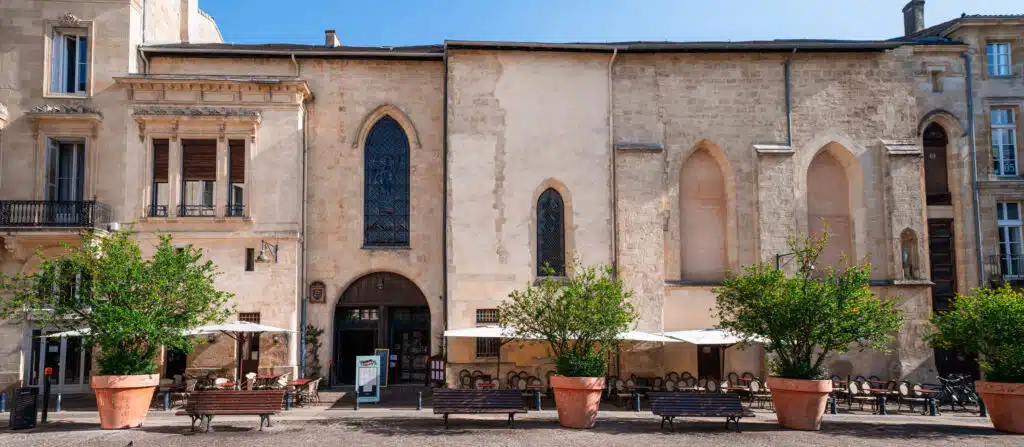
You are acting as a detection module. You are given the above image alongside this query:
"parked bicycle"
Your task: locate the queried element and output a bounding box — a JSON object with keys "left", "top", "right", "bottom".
{"left": 931, "top": 374, "right": 980, "bottom": 412}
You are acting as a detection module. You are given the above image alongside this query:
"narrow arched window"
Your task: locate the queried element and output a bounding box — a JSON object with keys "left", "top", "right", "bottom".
{"left": 364, "top": 116, "right": 410, "bottom": 247}
{"left": 537, "top": 188, "right": 565, "bottom": 276}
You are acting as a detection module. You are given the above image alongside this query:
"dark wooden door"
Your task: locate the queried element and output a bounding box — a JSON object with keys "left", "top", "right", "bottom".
{"left": 338, "top": 330, "right": 376, "bottom": 384}
{"left": 928, "top": 219, "right": 980, "bottom": 378}
{"left": 697, "top": 345, "right": 722, "bottom": 381}
{"left": 928, "top": 219, "right": 957, "bottom": 311}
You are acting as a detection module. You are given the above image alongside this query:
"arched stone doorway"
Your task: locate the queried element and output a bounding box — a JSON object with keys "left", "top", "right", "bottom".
{"left": 333, "top": 272, "right": 430, "bottom": 385}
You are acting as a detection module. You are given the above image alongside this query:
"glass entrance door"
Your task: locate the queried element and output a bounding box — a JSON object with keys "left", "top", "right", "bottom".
{"left": 26, "top": 329, "right": 92, "bottom": 393}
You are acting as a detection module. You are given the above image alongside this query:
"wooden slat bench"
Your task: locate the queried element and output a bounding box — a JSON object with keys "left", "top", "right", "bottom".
{"left": 432, "top": 389, "right": 526, "bottom": 428}
{"left": 175, "top": 390, "right": 286, "bottom": 432}
{"left": 647, "top": 392, "right": 754, "bottom": 432}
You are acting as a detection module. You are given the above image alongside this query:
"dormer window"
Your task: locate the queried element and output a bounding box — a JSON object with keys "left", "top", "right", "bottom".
{"left": 51, "top": 29, "right": 88, "bottom": 95}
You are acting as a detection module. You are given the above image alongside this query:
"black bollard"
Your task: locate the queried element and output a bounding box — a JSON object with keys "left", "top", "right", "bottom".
{"left": 878, "top": 396, "right": 887, "bottom": 415}
{"left": 164, "top": 391, "right": 170, "bottom": 411}
{"left": 633, "top": 392, "right": 640, "bottom": 412}
{"left": 535, "top": 390, "right": 542, "bottom": 411}
{"left": 285, "top": 392, "right": 292, "bottom": 411}
{"left": 55, "top": 393, "right": 62, "bottom": 413}
{"left": 354, "top": 397, "right": 359, "bottom": 411}
{"left": 0, "top": 391, "right": 6, "bottom": 413}
{"left": 979, "top": 398, "right": 987, "bottom": 417}
{"left": 828, "top": 396, "right": 837, "bottom": 414}
{"left": 417, "top": 391, "right": 422, "bottom": 411}
{"left": 40, "top": 372, "right": 51, "bottom": 424}
{"left": 928, "top": 398, "right": 937, "bottom": 416}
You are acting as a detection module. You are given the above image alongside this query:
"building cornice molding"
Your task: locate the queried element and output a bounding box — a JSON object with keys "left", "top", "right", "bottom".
{"left": 882, "top": 139, "right": 923, "bottom": 156}
{"left": 115, "top": 76, "right": 312, "bottom": 102}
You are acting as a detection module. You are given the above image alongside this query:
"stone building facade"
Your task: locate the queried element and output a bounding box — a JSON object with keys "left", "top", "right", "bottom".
{"left": 0, "top": 0, "right": 1020, "bottom": 392}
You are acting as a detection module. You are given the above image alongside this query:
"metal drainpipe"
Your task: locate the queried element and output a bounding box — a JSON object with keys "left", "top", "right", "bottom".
{"left": 785, "top": 48, "right": 796, "bottom": 147}
{"left": 441, "top": 44, "right": 450, "bottom": 359}
{"left": 298, "top": 58, "right": 309, "bottom": 376}
{"left": 608, "top": 48, "right": 618, "bottom": 275}
{"left": 963, "top": 52, "right": 984, "bottom": 285}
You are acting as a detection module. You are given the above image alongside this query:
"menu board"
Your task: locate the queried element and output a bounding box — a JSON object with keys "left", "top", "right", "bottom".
{"left": 374, "top": 348, "right": 389, "bottom": 388}
{"left": 355, "top": 355, "right": 380, "bottom": 403}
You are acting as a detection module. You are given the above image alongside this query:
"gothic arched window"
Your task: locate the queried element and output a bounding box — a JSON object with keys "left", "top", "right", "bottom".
{"left": 537, "top": 188, "right": 565, "bottom": 276}
{"left": 363, "top": 116, "right": 410, "bottom": 247}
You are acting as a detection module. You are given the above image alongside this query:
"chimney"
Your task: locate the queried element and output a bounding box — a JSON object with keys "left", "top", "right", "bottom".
{"left": 325, "top": 30, "right": 341, "bottom": 48}
{"left": 902, "top": 0, "right": 925, "bottom": 35}
{"left": 180, "top": 0, "right": 198, "bottom": 42}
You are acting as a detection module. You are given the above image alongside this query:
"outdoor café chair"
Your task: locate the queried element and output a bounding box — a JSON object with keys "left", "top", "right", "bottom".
{"left": 652, "top": 377, "right": 664, "bottom": 391}
{"left": 666, "top": 371, "right": 679, "bottom": 382}
{"left": 705, "top": 378, "right": 719, "bottom": 393}
{"left": 697, "top": 377, "right": 708, "bottom": 392}
{"left": 727, "top": 372, "right": 740, "bottom": 387}
{"left": 897, "top": 382, "right": 927, "bottom": 412}
{"left": 849, "top": 382, "right": 875, "bottom": 412}
{"left": 459, "top": 374, "right": 473, "bottom": 389}
{"left": 741, "top": 372, "right": 755, "bottom": 382}
{"left": 664, "top": 380, "right": 677, "bottom": 392}
{"left": 508, "top": 374, "right": 520, "bottom": 390}
{"left": 748, "top": 378, "right": 773, "bottom": 409}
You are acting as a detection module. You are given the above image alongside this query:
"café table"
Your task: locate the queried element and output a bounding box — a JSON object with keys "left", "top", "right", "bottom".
{"left": 918, "top": 389, "right": 939, "bottom": 416}
{"left": 868, "top": 388, "right": 896, "bottom": 414}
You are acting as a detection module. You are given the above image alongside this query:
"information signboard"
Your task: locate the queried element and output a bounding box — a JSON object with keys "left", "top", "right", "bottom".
{"left": 355, "top": 355, "right": 380, "bottom": 404}
{"left": 374, "top": 348, "right": 389, "bottom": 388}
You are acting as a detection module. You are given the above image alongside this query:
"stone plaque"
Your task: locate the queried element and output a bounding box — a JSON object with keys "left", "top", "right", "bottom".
{"left": 308, "top": 281, "right": 326, "bottom": 304}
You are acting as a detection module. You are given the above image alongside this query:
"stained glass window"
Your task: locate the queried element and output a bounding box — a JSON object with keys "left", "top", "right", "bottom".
{"left": 364, "top": 116, "right": 410, "bottom": 246}
{"left": 537, "top": 188, "right": 565, "bottom": 276}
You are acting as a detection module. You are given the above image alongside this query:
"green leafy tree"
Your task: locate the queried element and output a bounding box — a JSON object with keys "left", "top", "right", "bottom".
{"left": 499, "top": 263, "right": 637, "bottom": 377}
{"left": 714, "top": 230, "right": 904, "bottom": 380}
{"left": 0, "top": 231, "right": 233, "bottom": 376}
{"left": 927, "top": 285, "right": 1024, "bottom": 383}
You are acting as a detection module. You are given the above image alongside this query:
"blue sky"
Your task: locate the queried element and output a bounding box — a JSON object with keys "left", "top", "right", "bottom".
{"left": 199, "top": 0, "right": 1020, "bottom": 46}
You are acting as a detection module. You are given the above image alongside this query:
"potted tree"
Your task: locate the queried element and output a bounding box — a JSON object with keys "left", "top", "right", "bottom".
{"left": 499, "top": 264, "right": 636, "bottom": 429}
{"left": 714, "top": 231, "right": 903, "bottom": 430}
{"left": 927, "top": 285, "right": 1024, "bottom": 433}
{"left": 0, "top": 231, "right": 232, "bottom": 429}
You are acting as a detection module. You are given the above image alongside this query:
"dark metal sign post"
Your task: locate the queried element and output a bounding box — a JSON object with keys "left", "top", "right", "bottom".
{"left": 40, "top": 367, "right": 52, "bottom": 424}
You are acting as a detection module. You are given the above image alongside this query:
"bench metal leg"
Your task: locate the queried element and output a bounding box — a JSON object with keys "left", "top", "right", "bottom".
{"left": 443, "top": 413, "right": 449, "bottom": 429}
{"left": 203, "top": 415, "right": 214, "bottom": 433}
{"left": 189, "top": 415, "right": 198, "bottom": 432}
{"left": 508, "top": 413, "right": 515, "bottom": 428}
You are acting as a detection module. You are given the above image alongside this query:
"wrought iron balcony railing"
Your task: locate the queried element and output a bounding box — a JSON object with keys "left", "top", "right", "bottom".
{"left": 178, "top": 204, "right": 216, "bottom": 217}
{"left": 988, "top": 254, "right": 1024, "bottom": 282}
{"left": 225, "top": 203, "right": 246, "bottom": 218}
{"left": 0, "top": 200, "right": 112, "bottom": 229}
{"left": 147, "top": 204, "right": 168, "bottom": 218}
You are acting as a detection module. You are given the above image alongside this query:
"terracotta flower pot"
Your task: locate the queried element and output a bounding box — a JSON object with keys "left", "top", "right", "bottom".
{"left": 976, "top": 381, "right": 1024, "bottom": 433}
{"left": 92, "top": 374, "right": 159, "bottom": 429}
{"left": 768, "top": 377, "right": 832, "bottom": 431}
{"left": 550, "top": 376, "right": 605, "bottom": 429}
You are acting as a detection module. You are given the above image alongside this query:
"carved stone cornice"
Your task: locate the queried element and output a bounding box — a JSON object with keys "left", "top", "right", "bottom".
{"left": 115, "top": 75, "right": 312, "bottom": 102}
{"left": 58, "top": 13, "right": 82, "bottom": 27}
{"left": 133, "top": 106, "right": 262, "bottom": 120}
{"left": 28, "top": 105, "right": 103, "bottom": 139}
{"left": 882, "top": 139, "right": 923, "bottom": 156}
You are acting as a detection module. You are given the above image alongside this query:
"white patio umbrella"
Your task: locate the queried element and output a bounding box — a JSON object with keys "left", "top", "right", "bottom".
{"left": 660, "top": 329, "right": 766, "bottom": 345}
{"left": 191, "top": 321, "right": 296, "bottom": 383}
{"left": 40, "top": 328, "right": 90, "bottom": 338}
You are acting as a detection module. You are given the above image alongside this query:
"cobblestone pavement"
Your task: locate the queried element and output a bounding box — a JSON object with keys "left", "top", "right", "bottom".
{"left": 2, "top": 408, "right": 1021, "bottom": 447}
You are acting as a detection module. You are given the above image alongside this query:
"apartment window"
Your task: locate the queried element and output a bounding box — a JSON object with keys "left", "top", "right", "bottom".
{"left": 150, "top": 139, "right": 169, "bottom": 217}
{"left": 476, "top": 338, "right": 500, "bottom": 358}
{"left": 930, "top": 71, "right": 943, "bottom": 93}
{"left": 343, "top": 308, "right": 379, "bottom": 321}
{"left": 227, "top": 140, "right": 245, "bottom": 217}
{"left": 45, "top": 138, "right": 85, "bottom": 202}
{"left": 50, "top": 29, "right": 88, "bottom": 94}
{"left": 239, "top": 312, "right": 261, "bottom": 324}
{"left": 476, "top": 309, "right": 499, "bottom": 325}
{"left": 987, "top": 43, "right": 1012, "bottom": 76}
{"left": 998, "top": 202, "right": 1024, "bottom": 279}
{"left": 245, "top": 248, "right": 255, "bottom": 272}
{"left": 180, "top": 139, "right": 216, "bottom": 217}
{"left": 992, "top": 109, "right": 1018, "bottom": 176}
